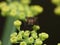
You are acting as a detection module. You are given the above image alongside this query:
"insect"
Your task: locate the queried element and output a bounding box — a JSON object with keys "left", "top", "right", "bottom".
{"left": 26, "top": 17, "right": 37, "bottom": 25}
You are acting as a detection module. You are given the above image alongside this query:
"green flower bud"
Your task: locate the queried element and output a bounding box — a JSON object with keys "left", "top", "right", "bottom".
{"left": 1, "top": 5, "right": 10, "bottom": 12}
{"left": 23, "top": 30, "right": 30, "bottom": 38}
{"left": 31, "top": 31, "right": 36, "bottom": 34}
{"left": 0, "top": 2, "right": 7, "bottom": 9}
{"left": 10, "top": 37, "right": 17, "bottom": 43}
{"left": 9, "top": 2, "right": 17, "bottom": 10}
{"left": 25, "top": 30, "right": 30, "bottom": 34}
{"left": 19, "top": 31, "right": 24, "bottom": 36}
{"left": 18, "top": 4, "right": 24, "bottom": 12}
{"left": 35, "top": 38, "right": 41, "bottom": 41}
{"left": 10, "top": 32, "right": 17, "bottom": 37}
{"left": 9, "top": 9, "right": 17, "bottom": 17}
{"left": 18, "top": 12, "right": 26, "bottom": 20}
{"left": 31, "top": 33, "right": 38, "bottom": 39}
{"left": 17, "top": 34, "right": 22, "bottom": 41}
{"left": 52, "top": 0, "right": 60, "bottom": 5}
{"left": 54, "top": 6, "right": 60, "bottom": 15}
{"left": 57, "top": 43, "right": 60, "bottom": 45}
{"left": 39, "top": 32, "right": 49, "bottom": 41}
{"left": 20, "top": 41, "right": 27, "bottom": 45}
{"left": 34, "top": 38, "right": 43, "bottom": 45}
{"left": 0, "top": 3, "right": 10, "bottom": 16}
{"left": 14, "top": 20, "right": 22, "bottom": 27}
{"left": 26, "top": 11, "right": 34, "bottom": 17}
{"left": 28, "top": 37, "right": 34, "bottom": 44}
{"left": 33, "top": 25, "right": 40, "bottom": 31}
{"left": 30, "top": 5, "right": 43, "bottom": 15}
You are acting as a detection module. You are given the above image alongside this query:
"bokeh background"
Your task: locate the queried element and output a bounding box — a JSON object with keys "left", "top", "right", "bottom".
{"left": 0, "top": 0, "right": 60, "bottom": 45}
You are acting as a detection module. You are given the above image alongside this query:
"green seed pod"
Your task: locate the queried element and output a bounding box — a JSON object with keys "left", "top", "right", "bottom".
{"left": 28, "top": 37, "right": 34, "bottom": 44}
{"left": 20, "top": 41, "right": 27, "bottom": 45}
{"left": 10, "top": 36, "right": 17, "bottom": 43}
{"left": 54, "top": 6, "right": 60, "bottom": 15}
{"left": 33, "top": 25, "right": 40, "bottom": 31}
{"left": 39, "top": 32, "right": 49, "bottom": 41}
{"left": 14, "top": 20, "right": 22, "bottom": 27}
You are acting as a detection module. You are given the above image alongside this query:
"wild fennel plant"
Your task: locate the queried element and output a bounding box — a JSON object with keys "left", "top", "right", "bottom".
{"left": 0, "top": 0, "right": 49, "bottom": 45}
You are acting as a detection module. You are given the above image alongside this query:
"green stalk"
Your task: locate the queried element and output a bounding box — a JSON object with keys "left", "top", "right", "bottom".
{"left": 2, "top": 16, "right": 17, "bottom": 45}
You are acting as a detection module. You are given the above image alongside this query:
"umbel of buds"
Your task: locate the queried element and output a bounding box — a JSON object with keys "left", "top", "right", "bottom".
{"left": 0, "top": 0, "right": 49, "bottom": 45}
{"left": 10, "top": 20, "right": 49, "bottom": 45}
{"left": 0, "top": 0, "right": 43, "bottom": 21}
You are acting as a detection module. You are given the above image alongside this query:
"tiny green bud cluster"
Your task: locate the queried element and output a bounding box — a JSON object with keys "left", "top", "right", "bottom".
{"left": 0, "top": 0, "right": 49, "bottom": 45}
{"left": 10, "top": 20, "right": 49, "bottom": 45}
{"left": 0, "top": 0, "right": 43, "bottom": 21}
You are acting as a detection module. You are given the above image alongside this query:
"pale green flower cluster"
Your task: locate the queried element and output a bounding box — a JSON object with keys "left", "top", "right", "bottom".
{"left": 52, "top": 0, "right": 60, "bottom": 15}
{"left": 0, "top": 0, "right": 43, "bottom": 21}
{"left": 10, "top": 20, "right": 49, "bottom": 45}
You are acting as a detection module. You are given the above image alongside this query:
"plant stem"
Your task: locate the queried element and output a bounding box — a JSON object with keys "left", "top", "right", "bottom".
{"left": 2, "top": 16, "right": 17, "bottom": 45}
